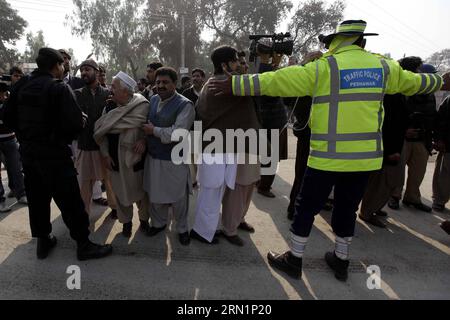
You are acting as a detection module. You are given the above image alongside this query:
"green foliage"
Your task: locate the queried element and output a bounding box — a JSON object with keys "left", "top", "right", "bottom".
{"left": 289, "top": 0, "right": 345, "bottom": 58}
{"left": 22, "top": 30, "right": 47, "bottom": 62}
{"left": 0, "top": 0, "right": 27, "bottom": 69}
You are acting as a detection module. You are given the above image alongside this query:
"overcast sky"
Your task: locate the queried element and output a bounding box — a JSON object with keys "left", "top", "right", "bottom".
{"left": 8, "top": 0, "right": 450, "bottom": 63}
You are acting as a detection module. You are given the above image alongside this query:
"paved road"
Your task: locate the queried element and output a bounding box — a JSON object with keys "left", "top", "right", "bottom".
{"left": 0, "top": 134, "right": 449, "bottom": 300}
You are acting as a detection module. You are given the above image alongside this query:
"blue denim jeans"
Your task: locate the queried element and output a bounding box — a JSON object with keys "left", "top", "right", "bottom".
{"left": 0, "top": 138, "right": 26, "bottom": 202}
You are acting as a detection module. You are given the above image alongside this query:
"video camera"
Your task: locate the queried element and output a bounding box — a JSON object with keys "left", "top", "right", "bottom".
{"left": 249, "top": 32, "right": 294, "bottom": 63}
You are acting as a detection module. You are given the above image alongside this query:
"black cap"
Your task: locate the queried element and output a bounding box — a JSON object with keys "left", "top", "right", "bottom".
{"left": 36, "top": 48, "right": 64, "bottom": 70}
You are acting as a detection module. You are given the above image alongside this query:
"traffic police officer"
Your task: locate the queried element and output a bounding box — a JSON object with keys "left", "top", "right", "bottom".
{"left": 209, "top": 20, "right": 450, "bottom": 281}
{"left": 4, "top": 48, "right": 113, "bottom": 261}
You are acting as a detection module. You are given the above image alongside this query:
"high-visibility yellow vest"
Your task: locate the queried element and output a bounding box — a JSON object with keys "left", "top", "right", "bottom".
{"left": 232, "top": 45, "right": 442, "bottom": 173}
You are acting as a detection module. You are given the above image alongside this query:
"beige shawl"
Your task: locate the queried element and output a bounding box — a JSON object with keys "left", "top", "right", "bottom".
{"left": 94, "top": 94, "right": 149, "bottom": 168}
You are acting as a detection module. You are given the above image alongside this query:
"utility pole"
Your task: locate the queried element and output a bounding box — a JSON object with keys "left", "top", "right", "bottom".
{"left": 181, "top": 14, "right": 186, "bottom": 72}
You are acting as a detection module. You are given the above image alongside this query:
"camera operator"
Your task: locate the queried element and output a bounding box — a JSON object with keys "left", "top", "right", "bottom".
{"left": 255, "top": 39, "right": 289, "bottom": 198}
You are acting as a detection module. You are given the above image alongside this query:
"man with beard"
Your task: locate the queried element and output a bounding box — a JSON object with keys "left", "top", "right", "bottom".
{"left": 142, "top": 62, "right": 163, "bottom": 100}
{"left": 94, "top": 71, "right": 151, "bottom": 238}
{"left": 142, "top": 67, "right": 195, "bottom": 246}
{"left": 191, "top": 46, "right": 261, "bottom": 245}
{"left": 59, "top": 49, "right": 84, "bottom": 90}
{"left": 98, "top": 64, "right": 108, "bottom": 89}
{"left": 74, "top": 59, "right": 117, "bottom": 217}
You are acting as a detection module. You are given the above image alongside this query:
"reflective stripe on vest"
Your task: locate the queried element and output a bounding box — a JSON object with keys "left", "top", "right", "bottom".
{"left": 310, "top": 56, "right": 389, "bottom": 160}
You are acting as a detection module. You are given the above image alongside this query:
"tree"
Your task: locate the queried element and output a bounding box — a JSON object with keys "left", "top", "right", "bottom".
{"left": 22, "top": 30, "right": 47, "bottom": 62}
{"left": 199, "top": 0, "right": 293, "bottom": 51}
{"left": 67, "top": 0, "right": 156, "bottom": 80}
{"left": 426, "top": 49, "right": 450, "bottom": 74}
{"left": 144, "top": 0, "right": 204, "bottom": 73}
{"left": 0, "top": 0, "right": 27, "bottom": 70}
{"left": 288, "top": 0, "right": 345, "bottom": 58}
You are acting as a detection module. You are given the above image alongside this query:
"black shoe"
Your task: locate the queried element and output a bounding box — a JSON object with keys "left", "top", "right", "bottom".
{"left": 77, "top": 240, "right": 112, "bottom": 261}
{"left": 375, "top": 209, "right": 388, "bottom": 217}
{"left": 441, "top": 221, "right": 450, "bottom": 235}
{"left": 359, "top": 214, "right": 387, "bottom": 229}
{"left": 109, "top": 209, "right": 118, "bottom": 220}
{"left": 238, "top": 222, "right": 255, "bottom": 233}
{"left": 325, "top": 252, "right": 350, "bottom": 282}
{"left": 190, "top": 229, "right": 219, "bottom": 244}
{"left": 7, "top": 191, "right": 15, "bottom": 199}
{"left": 93, "top": 197, "right": 108, "bottom": 206}
{"left": 257, "top": 189, "right": 276, "bottom": 198}
{"left": 433, "top": 204, "right": 445, "bottom": 213}
{"left": 122, "top": 222, "right": 132, "bottom": 238}
{"left": 403, "top": 200, "right": 432, "bottom": 213}
{"left": 37, "top": 235, "right": 57, "bottom": 260}
{"left": 179, "top": 232, "right": 191, "bottom": 246}
{"left": 267, "top": 251, "right": 302, "bottom": 279}
{"left": 146, "top": 225, "right": 166, "bottom": 237}
{"left": 223, "top": 234, "right": 244, "bottom": 247}
{"left": 139, "top": 220, "right": 151, "bottom": 234}
{"left": 388, "top": 197, "right": 400, "bottom": 210}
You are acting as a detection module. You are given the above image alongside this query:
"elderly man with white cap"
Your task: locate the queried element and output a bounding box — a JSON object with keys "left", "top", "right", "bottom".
{"left": 94, "top": 71, "right": 151, "bottom": 238}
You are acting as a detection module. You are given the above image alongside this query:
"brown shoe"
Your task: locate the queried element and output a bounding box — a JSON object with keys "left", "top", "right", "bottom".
{"left": 238, "top": 222, "right": 255, "bottom": 233}
{"left": 441, "top": 221, "right": 450, "bottom": 235}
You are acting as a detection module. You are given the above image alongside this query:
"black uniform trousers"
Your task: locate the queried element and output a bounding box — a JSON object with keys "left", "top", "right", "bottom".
{"left": 288, "top": 133, "right": 311, "bottom": 214}
{"left": 291, "top": 167, "right": 371, "bottom": 238}
{"left": 22, "top": 157, "right": 90, "bottom": 242}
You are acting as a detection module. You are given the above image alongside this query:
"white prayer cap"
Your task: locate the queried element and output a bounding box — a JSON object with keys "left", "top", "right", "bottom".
{"left": 114, "top": 71, "right": 137, "bottom": 91}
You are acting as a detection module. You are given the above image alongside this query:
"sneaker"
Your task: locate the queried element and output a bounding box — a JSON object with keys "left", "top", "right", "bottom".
{"left": 267, "top": 251, "right": 302, "bottom": 279}
{"left": 0, "top": 201, "right": 11, "bottom": 213}
{"left": 37, "top": 235, "right": 57, "bottom": 260}
{"left": 77, "top": 240, "right": 112, "bottom": 261}
{"left": 388, "top": 197, "right": 400, "bottom": 210}
{"left": 325, "top": 252, "right": 350, "bottom": 282}
{"left": 18, "top": 196, "right": 28, "bottom": 205}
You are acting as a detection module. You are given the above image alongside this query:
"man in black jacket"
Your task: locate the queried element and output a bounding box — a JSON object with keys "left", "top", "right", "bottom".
{"left": 389, "top": 59, "right": 438, "bottom": 213}
{"left": 432, "top": 95, "right": 450, "bottom": 212}
{"left": 59, "top": 49, "right": 84, "bottom": 90}
{"left": 3, "top": 48, "right": 112, "bottom": 261}
{"left": 359, "top": 94, "right": 408, "bottom": 228}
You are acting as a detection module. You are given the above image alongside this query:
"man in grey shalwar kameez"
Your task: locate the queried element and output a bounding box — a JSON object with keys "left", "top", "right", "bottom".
{"left": 142, "top": 67, "right": 195, "bottom": 246}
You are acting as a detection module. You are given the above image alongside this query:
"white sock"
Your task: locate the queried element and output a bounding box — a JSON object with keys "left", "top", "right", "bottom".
{"left": 290, "top": 233, "right": 309, "bottom": 258}
{"left": 335, "top": 236, "right": 352, "bottom": 260}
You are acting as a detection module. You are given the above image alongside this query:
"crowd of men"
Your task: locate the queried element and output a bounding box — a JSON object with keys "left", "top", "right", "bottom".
{"left": 0, "top": 18, "right": 449, "bottom": 282}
